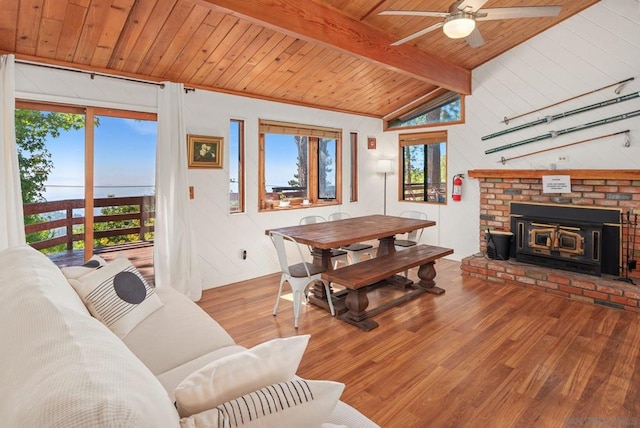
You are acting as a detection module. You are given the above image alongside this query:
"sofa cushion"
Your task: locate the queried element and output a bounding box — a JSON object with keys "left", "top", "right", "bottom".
{"left": 69, "top": 256, "right": 163, "bottom": 338}
{"left": 175, "top": 335, "right": 310, "bottom": 417}
{"left": 0, "top": 245, "right": 180, "bottom": 428}
{"left": 179, "top": 379, "right": 344, "bottom": 428}
{"left": 123, "top": 286, "right": 237, "bottom": 375}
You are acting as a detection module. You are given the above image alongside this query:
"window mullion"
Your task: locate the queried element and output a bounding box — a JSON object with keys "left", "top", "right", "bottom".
{"left": 309, "top": 137, "right": 319, "bottom": 201}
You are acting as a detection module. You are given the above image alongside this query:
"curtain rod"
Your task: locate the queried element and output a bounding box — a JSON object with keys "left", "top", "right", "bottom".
{"left": 16, "top": 59, "right": 169, "bottom": 89}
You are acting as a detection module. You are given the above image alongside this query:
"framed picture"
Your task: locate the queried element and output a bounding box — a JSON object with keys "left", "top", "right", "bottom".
{"left": 367, "top": 137, "right": 376, "bottom": 150}
{"left": 187, "top": 134, "right": 223, "bottom": 169}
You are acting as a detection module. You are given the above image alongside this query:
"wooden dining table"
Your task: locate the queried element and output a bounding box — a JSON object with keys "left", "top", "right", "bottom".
{"left": 265, "top": 214, "right": 436, "bottom": 313}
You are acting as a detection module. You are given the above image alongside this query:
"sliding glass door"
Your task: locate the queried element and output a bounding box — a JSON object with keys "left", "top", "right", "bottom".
{"left": 17, "top": 102, "right": 157, "bottom": 276}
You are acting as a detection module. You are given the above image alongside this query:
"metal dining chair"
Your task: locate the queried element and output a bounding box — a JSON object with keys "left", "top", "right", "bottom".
{"left": 394, "top": 210, "right": 428, "bottom": 250}
{"left": 269, "top": 231, "right": 335, "bottom": 328}
{"left": 394, "top": 210, "right": 428, "bottom": 277}
{"left": 299, "top": 215, "right": 349, "bottom": 268}
{"left": 327, "top": 212, "right": 374, "bottom": 263}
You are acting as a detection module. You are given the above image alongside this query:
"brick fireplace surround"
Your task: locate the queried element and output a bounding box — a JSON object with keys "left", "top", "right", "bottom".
{"left": 461, "top": 169, "right": 640, "bottom": 313}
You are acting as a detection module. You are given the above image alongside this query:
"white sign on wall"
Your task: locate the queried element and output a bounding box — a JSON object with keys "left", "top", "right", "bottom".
{"left": 542, "top": 175, "right": 571, "bottom": 193}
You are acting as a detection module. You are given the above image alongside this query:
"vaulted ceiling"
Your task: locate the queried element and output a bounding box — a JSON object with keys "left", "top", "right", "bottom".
{"left": 0, "top": 0, "right": 600, "bottom": 118}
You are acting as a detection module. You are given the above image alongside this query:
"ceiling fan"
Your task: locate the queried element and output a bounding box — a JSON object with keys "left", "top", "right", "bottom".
{"left": 380, "top": 0, "right": 562, "bottom": 48}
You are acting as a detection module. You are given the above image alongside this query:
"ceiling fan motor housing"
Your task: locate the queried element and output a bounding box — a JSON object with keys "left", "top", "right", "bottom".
{"left": 443, "top": 12, "right": 476, "bottom": 39}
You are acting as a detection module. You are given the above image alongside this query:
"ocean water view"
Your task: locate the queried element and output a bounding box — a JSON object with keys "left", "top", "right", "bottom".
{"left": 43, "top": 185, "right": 156, "bottom": 202}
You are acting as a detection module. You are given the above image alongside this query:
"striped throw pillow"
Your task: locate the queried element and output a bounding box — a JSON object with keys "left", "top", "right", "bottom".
{"left": 69, "top": 256, "right": 163, "bottom": 338}
{"left": 179, "top": 379, "right": 344, "bottom": 428}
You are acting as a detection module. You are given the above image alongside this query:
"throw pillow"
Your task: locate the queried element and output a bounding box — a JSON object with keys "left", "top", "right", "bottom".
{"left": 68, "top": 256, "right": 163, "bottom": 338}
{"left": 175, "top": 335, "right": 310, "bottom": 417}
{"left": 179, "top": 379, "right": 344, "bottom": 428}
{"left": 60, "top": 255, "right": 107, "bottom": 280}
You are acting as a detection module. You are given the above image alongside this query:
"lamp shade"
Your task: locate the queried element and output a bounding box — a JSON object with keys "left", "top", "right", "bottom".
{"left": 443, "top": 15, "right": 476, "bottom": 39}
{"left": 376, "top": 159, "right": 394, "bottom": 174}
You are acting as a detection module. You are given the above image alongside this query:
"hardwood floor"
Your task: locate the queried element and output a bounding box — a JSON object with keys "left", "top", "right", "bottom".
{"left": 197, "top": 259, "right": 640, "bottom": 427}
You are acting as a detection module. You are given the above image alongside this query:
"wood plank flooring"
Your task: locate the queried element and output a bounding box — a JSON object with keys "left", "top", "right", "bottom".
{"left": 197, "top": 259, "right": 640, "bottom": 428}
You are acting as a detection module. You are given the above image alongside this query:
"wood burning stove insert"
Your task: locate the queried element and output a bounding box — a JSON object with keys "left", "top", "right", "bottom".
{"left": 510, "top": 203, "right": 621, "bottom": 277}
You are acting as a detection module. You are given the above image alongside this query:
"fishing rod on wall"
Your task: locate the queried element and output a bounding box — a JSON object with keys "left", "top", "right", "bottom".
{"left": 485, "top": 108, "right": 640, "bottom": 155}
{"left": 499, "top": 77, "right": 634, "bottom": 125}
{"left": 482, "top": 89, "right": 640, "bottom": 141}
{"left": 497, "top": 130, "right": 630, "bottom": 165}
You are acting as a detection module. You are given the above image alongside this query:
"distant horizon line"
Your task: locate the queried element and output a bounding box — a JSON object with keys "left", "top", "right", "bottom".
{"left": 46, "top": 184, "right": 155, "bottom": 188}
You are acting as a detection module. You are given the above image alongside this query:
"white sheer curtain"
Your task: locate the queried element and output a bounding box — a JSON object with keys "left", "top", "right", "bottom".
{"left": 0, "top": 54, "right": 25, "bottom": 251}
{"left": 154, "top": 82, "right": 202, "bottom": 300}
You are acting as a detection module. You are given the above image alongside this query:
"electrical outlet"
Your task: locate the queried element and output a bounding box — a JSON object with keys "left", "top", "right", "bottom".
{"left": 557, "top": 156, "right": 569, "bottom": 162}
{"left": 241, "top": 249, "right": 247, "bottom": 260}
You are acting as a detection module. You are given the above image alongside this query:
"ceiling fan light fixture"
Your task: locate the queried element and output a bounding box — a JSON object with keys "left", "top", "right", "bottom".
{"left": 442, "top": 14, "right": 476, "bottom": 39}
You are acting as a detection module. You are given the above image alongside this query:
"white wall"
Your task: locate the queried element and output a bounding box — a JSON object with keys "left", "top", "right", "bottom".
{"left": 13, "top": 0, "right": 640, "bottom": 289}
{"left": 182, "top": 90, "right": 393, "bottom": 288}
{"left": 14, "top": 64, "right": 396, "bottom": 288}
{"left": 440, "top": 0, "right": 640, "bottom": 261}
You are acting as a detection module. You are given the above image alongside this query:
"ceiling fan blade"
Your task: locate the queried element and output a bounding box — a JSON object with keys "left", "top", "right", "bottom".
{"left": 379, "top": 10, "right": 449, "bottom": 18}
{"left": 390, "top": 22, "right": 444, "bottom": 46}
{"left": 466, "top": 27, "right": 485, "bottom": 48}
{"left": 476, "top": 6, "right": 562, "bottom": 20}
{"left": 458, "top": 0, "right": 490, "bottom": 12}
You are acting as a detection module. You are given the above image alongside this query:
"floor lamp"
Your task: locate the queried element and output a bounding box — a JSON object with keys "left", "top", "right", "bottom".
{"left": 377, "top": 159, "right": 393, "bottom": 215}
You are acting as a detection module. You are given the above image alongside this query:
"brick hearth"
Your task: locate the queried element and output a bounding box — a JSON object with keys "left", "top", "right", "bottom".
{"left": 461, "top": 256, "right": 640, "bottom": 312}
{"left": 461, "top": 169, "right": 640, "bottom": 312}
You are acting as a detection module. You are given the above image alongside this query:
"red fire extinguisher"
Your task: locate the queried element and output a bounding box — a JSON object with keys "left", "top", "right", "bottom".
{"left": 452, "top": 174, "right": 464, "bottom": 201}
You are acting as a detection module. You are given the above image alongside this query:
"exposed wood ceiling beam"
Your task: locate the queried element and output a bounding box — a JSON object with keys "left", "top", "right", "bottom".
{"left": 194, "top": 0, "right": 472, "bottom": 95}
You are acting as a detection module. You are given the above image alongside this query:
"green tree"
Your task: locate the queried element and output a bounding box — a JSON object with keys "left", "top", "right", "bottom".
{"left": 289, "top": 136, "right": 308, "bottom": 187}
{"left": 16, "top": 109, "right": 86, "bottom": 250}
{"left": 318, "top": 138, "right": 334, "bottom": 198}
{"left": 16, "top": 109, "right": 86, "bottom": 203}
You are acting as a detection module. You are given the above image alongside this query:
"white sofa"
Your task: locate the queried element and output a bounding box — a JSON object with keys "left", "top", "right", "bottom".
{"left": 0, "top": 245, "right": 378, "bottom": 428}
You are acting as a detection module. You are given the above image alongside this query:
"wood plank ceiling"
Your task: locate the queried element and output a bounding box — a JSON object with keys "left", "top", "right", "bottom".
{"left": 0, "top": 0, "right": 600, "bottom": 118}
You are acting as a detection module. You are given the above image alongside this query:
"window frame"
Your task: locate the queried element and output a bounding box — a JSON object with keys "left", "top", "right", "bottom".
{"left": 258, "top": 119, "right": 342, "bottom": 212}
{"left": 384, "top": 89, "right": 464, "bottom": 131}
{"left": 350, "top": 132, "right": 358, "bottom": 202}
{"left": 398, "top": 130, "right": 448, "bottom": 205}
{"left": 16, "top": 100, "right": 157, "bottom": 260}
{"left": 229, "top": 119, "right": 245, "bottom": 214}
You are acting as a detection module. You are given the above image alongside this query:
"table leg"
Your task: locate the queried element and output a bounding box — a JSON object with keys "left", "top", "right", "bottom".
{"left": 339, "top": 288, "right": 378, "bottom": 331}
{"left": 376, "top": 236, "right": 396, "bottom": 257}
{"left": 416, "top": 261, "right": 445, "bottom": 295}
{"left": 309, "top": 247, "right": 347, "bottom": 314}
{"left": 310, "top": 247, "right": 334, "bottom": 270}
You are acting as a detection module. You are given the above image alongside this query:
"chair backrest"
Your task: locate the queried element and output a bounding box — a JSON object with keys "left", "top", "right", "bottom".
{"left": 299, "top": 215, "right": 326, "bottom": 225}
{"left": 269, "top": 231, "right": 311, "bottom": 277}
{"left": 399, "top": 210, "right": 428, "bottom": 241}
{"left": 399, "top": 210, "right": 428, "bottom": 220}
{"left": 328, "top": 212, "right": 351, "bottom": 221}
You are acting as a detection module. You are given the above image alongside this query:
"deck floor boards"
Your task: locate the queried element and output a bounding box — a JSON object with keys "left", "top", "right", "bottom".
{"left": 47, "top": 243, "right": 154, "bottom": 284}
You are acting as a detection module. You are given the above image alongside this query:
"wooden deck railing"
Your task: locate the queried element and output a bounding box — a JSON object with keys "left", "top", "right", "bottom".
{"left": 403, "top": 183, "right": 446, "bottom": 203}
{"left": 23, "top": 196, "right": 155, "bottom": 252}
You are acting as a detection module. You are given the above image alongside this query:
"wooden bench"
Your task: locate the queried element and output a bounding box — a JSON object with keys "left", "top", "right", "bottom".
{"left": 321, "top": 244, "right": 453, "bottom": 331}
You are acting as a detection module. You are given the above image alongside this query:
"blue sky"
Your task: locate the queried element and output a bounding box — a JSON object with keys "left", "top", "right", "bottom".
{"left": 45, "top": 116, "right": 157, "bottom": 200}
{"left": 265, "top": 134, "right": 301, "bottom": 189}
{"left": 44, "top": 115, "right": 328, "bottom": 199}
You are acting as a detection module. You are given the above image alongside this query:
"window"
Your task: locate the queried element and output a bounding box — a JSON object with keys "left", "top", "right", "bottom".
{"left": 229, "top": 119, "right": 244, "bottom": 213}
{"left": 399, "top": 131, "right": 447, "bottom": 204}
{"left": 385, "top": 89, "right": 463, "bottom": 130}
{"left": 258, "top": 120, "right": 342, "bottom": 211}
{"left": 350, "top": 132, "right": 358, "bottom": 202}
{"left": 17, "top": 101, "right": 157, "bottom": 277}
